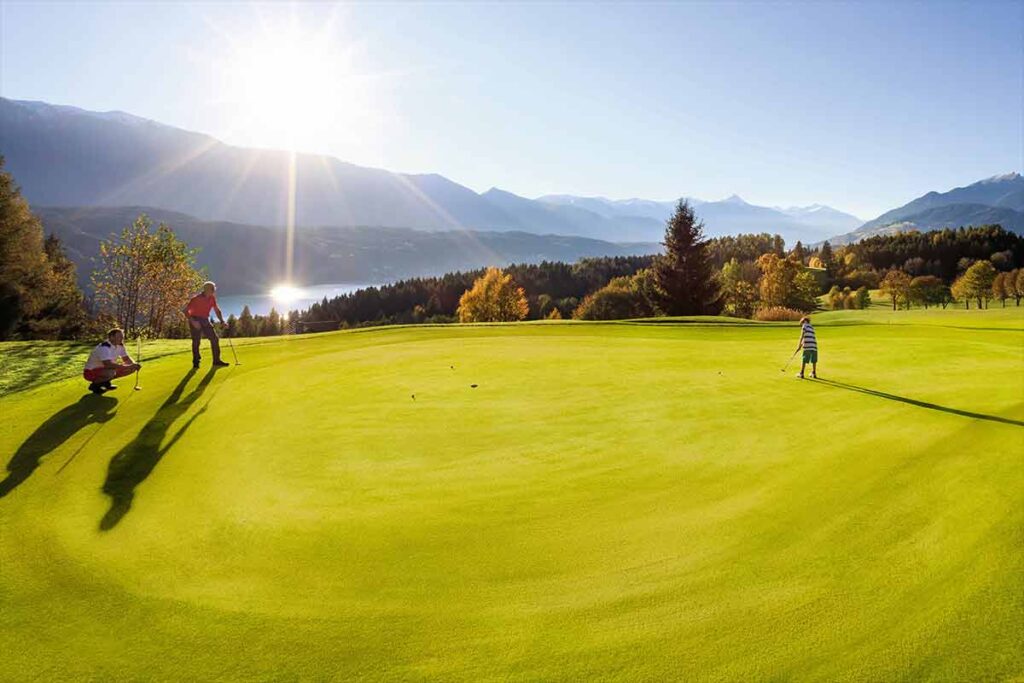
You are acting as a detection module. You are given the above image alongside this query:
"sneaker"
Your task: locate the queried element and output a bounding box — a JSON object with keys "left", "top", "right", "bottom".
{"left": 103, "top": 381, "right": 117, "bottom": 390}
{"left": 796, "top": 374, "right": 804, "bottom": 379}
{"left": 811, "top": 374, "right": 818, "bottom": 379}
{"left": 88, "top": 382, "right": 106, "bottom": 395}
{"left": 212, "top": 360, "right": 230, "bottom": 367}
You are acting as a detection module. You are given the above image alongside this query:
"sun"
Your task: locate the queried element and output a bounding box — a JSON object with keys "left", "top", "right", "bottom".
{"left": 270, "top": 283, "right": 305, "bottom": 306}
{"left": 214, "top": 17, "right": 374, "bottom": 153}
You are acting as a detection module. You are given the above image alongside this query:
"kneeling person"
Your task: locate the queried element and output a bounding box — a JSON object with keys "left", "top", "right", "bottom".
{"left": 83, "top": 328, "right": 140, "bottom": 394}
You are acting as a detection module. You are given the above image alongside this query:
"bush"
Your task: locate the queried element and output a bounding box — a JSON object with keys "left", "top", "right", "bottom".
{"left": 572, "top": 271, "right": 657, "bottom": 321}
{"left": 855, "top": 286, "right": 871, "bottom": 309}
{"left": 753, "top": 306, "right": 804, "bottom": 321}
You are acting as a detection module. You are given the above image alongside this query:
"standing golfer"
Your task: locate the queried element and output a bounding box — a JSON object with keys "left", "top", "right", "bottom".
{"left": 183, "top": 281, "right": 229, "bottom": 369}
{"left": 83, "top": 328, "right": 141, "bottom": 394}
{"left": 796, "top": 316, "right": 818, "bottom": 379}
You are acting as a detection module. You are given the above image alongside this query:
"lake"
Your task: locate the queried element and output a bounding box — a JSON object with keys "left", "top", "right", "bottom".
{"left": 217, "top": 283, "right": 380, "bottom": 317}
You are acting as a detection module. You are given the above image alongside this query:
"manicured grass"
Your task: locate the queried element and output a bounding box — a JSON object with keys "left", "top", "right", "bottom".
{"left": 0, "top": 334, "right": 284, "bottom": 396}
{"left": 1, "top": 307, "right": 1021, "bottom": 680}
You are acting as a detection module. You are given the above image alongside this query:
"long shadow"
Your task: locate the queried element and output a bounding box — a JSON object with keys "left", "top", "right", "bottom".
{"left": 0, "top": 394, "right": 118, "bottom": 499}
{"left": 99, "top": 367, "right": 217, "bottom": 531}
{"left": 815, "top": 378, "right": 1024, "bottom": 427}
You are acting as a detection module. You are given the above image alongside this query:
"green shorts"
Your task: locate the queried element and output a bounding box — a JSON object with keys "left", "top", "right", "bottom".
{"left": 802, "top": 349, "right": 818, "bottom": 364}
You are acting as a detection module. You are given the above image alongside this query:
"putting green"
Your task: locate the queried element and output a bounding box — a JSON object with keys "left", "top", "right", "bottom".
{"left": 1, "top": 308, "right": 1022, "bottom": 680}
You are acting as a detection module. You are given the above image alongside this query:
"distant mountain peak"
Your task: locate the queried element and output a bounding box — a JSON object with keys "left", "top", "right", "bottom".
{"left": 978, "top": 172, "right": 1021, "bottom": 184}
{"left": 828, "top": 171, "right": 1024, "bottom": 244}
{"left": 720, "top": 194, "right": 747, "bottom": 205}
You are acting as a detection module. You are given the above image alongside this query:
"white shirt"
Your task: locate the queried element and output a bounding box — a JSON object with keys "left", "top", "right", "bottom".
{"left": 84, "top": 341, "right": 126, "bottom": 371}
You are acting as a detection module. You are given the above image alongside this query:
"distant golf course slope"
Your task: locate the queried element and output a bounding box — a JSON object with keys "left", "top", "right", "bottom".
{"left": 1, "top": 308, "right": 1022, "bottom": 680}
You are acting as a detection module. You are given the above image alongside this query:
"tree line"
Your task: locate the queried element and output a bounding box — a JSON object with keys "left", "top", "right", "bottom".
{"left": 3, "top": 151, "right": 1023, "bottom": 342}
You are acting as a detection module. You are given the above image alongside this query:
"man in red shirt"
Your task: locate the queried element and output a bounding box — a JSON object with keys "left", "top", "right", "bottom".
{"left": 183, "top": 281, "right": 229, "bottom": 368}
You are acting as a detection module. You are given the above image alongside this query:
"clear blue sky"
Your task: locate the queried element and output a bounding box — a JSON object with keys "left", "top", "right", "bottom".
{"left": 1, "top": 1, "right": 1021, "bottom": 218}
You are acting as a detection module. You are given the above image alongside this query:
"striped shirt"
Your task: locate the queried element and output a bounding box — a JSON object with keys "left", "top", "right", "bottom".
{"left": 800, "top": 323, "right": 817, "bottom": 351}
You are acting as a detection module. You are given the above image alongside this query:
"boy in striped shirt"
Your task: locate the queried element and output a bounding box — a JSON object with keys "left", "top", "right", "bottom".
{"left": 796, "top": 316, "right": 818, "bottom": 379}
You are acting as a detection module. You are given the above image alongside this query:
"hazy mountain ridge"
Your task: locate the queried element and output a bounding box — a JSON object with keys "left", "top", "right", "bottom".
{"left": 1, "top": 98, "right": 650, "bottom": 241}
{"left": 826, "top": 203, "right": 1024, "bottom": 245}
{"left": 826, "top": 173, "right": 1024, "bottom": 244}
{"left": 3, "top": 98, "right": 861, "bottom": 245}
{"left": 538, "top": 193, "right": 863, "bottom": 243}
{"left": 34, "top": 205, "right": 660, "bottom": 293}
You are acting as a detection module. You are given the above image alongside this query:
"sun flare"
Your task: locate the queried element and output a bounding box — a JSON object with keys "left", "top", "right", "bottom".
{"left": 269, "top": 284, "right": 305, "bottom": 305}
{"left": 214, "top": 17, "right": 376, "bottom": 153}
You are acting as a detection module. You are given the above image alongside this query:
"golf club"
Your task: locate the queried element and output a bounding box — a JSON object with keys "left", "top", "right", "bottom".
{"left": 133, "top": 334, "right": 143, "bottom": 390}
{"left": 781, "top": 348, "right": 800, "bottom": 373}
{"left": 224, "top": 325, "right": 241, "bottom": 365}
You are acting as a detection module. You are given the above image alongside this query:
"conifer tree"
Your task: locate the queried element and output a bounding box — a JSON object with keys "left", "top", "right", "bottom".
{"left": 653, "top": 200, "right": 717, "bottom": 315}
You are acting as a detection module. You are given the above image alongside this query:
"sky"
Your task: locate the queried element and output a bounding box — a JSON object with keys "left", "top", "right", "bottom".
{"left": 1, "top": 1, "right": 1021, "bottom": 218}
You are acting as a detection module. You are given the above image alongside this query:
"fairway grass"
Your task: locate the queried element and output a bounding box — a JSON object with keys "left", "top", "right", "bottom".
{"left": 1, "top": 308, "right": 1022, "bottom": 680}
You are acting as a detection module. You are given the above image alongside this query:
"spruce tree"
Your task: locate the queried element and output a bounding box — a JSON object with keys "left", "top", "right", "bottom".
{"left": 819, "top": 240, "right": 835, "bottom": 276}
{"left": 790, "top": 241, "right": 805, "bottom": 264}
{"left": 653, "top": 200, "right": 717, "bottom": 315}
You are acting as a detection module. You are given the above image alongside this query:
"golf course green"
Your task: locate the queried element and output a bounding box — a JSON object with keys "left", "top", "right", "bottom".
{"left": 1, "top": 307, "right": 1022, "bottom": 681}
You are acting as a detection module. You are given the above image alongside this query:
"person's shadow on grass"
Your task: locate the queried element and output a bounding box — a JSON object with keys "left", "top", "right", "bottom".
{"left": 815, "top": 378, "right": 1024, "bottom": 427}
{"left": 0, "top": 394, "right": 118, "bottom": 499}
{"left": 99, "top": 367, "right": 217, "bottom": 531}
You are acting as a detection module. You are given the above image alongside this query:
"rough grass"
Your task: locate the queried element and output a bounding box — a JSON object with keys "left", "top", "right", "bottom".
{"left": 1, "top": 307, "right": 1021, "bottom": 680}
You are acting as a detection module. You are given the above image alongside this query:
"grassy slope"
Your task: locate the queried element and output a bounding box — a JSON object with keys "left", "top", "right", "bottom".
{"left": 1, "top": 308, "right": 1021, "bottom": 680}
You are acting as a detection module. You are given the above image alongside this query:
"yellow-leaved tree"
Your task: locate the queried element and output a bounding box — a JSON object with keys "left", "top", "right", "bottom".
{"left": 457, "top": 267, "right": 529, "bottom": 323}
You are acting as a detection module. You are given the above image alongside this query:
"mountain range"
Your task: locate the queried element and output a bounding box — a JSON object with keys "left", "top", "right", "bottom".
{"left": 826, "top": 173, "right": 1024, "bottom": 244}
{"left": 34, "top": 206, "right": 658, "bottom": 293}
{"left": 2, "top": 97, "right": 1019, "bottom": 289}
{"left": 1, "top": 97, "right": 861, "bottom": 245}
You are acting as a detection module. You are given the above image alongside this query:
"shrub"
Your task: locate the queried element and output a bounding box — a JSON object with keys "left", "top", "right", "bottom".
{"left": 855, "top": 286, "right": 871, "bottom": 309}
{"left": 753, "top": 306, "right": 804, "bottom": 321}
{"left": 572, "top": 271, "right": 657, "bottom": 321}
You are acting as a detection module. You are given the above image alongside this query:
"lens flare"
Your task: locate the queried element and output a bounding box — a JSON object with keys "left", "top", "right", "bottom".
{"left": 270, "top": 284, "right": 305, "bottom": 306}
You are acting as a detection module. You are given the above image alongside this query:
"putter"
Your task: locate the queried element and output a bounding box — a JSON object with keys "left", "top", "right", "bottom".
{"left": 133, "top": 334, "right": 143, "bottom": 390}
{"left": 781, "top": 348, "right": 800, "bottom": 373}
{"left": 224, "top": 327, "right": 241, "bottom": 366}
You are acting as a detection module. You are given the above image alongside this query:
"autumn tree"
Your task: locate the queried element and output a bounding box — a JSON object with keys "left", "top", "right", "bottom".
{"left": 1009, "top": 268, "right": 1023, "bottom": 306}
{"left": 756, "top": 253, "right": 800, "bottom": 308}
{"left": 653, "top": 200, "right": 717, "bottom": 315}
{"left": 828, "top": 285, "right": 845, "bottom": 310}
{"left": 909, "top": 275, "right": 945, "bottom": 309}
{"left": 959, "top": 260, "right": 997, "bottom": 309}
{"left": 789, "top": 240, "right": 806, "bottom": 264}
{"left": 457, "top": 267, "right": 529, "bottom": 322}
{"left": 880, "top": 269, "right": 912, "bottom": 310}
{"left": 950, "top": 276, "right": 971, "bottom": 309}
{"left": 842, "top": 286, "right": 855, "bottom": 309}
{"left": 0, "top": 157, "right": 85, "bottom": 339}
{"left": 992, "top": 272, "right": 1009, "bottom": 307}
{"left": 141, "top": 224, "right": 204, "bottom": 335}
{"left": 92, "top": 215, "right": 202, "bottom": 336}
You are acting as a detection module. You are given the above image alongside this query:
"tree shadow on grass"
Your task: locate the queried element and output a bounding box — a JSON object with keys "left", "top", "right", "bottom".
{"left": 815, "top": 379, "right": 1024, "bottom": 427}
{"left": 0, "top": 394, "right": 118, "bottom": 499}
{"left": 99, "top": 367, "right": 217, "bottom": 531}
